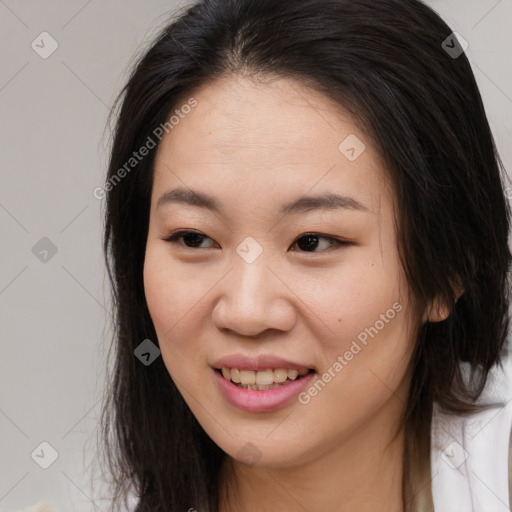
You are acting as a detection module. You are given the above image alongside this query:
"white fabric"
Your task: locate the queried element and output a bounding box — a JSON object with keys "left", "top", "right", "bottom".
{"left": 431, "top": 355, "right": 512, "bottom": 512}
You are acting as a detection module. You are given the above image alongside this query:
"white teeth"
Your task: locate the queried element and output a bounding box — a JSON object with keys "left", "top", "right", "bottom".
{"left": 220, "top": 367, "right": 311, "bottom": 387}
{"left": 288, "top": 369, "right": 299, "bottom": 380}
{"left": 256, "top": 369, "right": 274, "bottom": 385}
{"left": 273, "top": 368, "right": 288, "bottom": 383}
{"left": 239, "top": 370, "right": 256, "bottom": 385}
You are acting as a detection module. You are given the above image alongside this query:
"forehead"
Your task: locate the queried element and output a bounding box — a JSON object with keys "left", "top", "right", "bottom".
{"left": 152, "top": 74, "right": 390, "bottom": 214}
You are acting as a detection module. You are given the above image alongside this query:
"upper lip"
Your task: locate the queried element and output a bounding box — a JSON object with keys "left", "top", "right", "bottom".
{"left": 212, "top": 354, "right": 314, "bottom": 372}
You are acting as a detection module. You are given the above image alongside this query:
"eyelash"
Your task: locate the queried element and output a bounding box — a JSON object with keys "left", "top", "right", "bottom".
{"left": 161, "top": 230, "right": 350, "bottom": 253}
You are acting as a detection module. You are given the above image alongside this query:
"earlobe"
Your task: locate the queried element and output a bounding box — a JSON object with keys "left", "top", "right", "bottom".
{"left": 426, "top": 302, "right": 451, "bottom": 323}
{"left": 425, "top": 285, "right": 465, "bottom": 323}
{"left": 454, "top": 285, "right": 464, "bottom": 302}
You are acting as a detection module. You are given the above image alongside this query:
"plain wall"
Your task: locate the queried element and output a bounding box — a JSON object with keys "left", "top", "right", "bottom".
{"left": 0, "top": 0, "right": 511, "bottom": 510}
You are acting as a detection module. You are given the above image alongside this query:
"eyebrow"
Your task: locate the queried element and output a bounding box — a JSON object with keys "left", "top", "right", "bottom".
{"left": 156, "top": 186, "right": 369, "bottom": 215}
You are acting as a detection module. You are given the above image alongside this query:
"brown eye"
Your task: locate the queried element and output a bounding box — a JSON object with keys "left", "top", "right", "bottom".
{"left": 162, "top": 230, "right": 349, "bottom": 252}
{"left": 163, "top": 230, "right": 217, "bottom": 248}
{"left": 291, "top": 234, "right": 349, "bottom": 253}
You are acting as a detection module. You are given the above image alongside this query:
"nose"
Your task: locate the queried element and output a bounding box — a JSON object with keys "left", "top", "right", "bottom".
{"left": 211, "top": 256, "right": 297, "bottom": 337}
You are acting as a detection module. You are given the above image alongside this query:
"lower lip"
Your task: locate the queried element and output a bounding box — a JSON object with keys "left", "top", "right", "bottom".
{"left": 213, "top": 368, "right": 316, "bottom": 413}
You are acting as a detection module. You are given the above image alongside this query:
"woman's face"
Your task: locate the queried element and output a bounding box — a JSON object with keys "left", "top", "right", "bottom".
{"left": 143, "top": 74, "right": 418, "bottom": 468}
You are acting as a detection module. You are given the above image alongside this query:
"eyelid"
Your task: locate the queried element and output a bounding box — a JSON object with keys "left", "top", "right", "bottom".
{"left": 161, "top": 229, "right": 218, "bottom": 247}
{"left": 161, "top": 229, "right": 352, "bottom": 252}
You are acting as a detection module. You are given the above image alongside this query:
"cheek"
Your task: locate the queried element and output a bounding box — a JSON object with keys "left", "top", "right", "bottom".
{"left": 143, "top": 252, "right": 176, "bottom": 333}
{"left": 296, "top": 246, "right": 414, "bottom": 402}
{"left": 293, "top": 250, "right": 406, "bottom": 349}
{"left": 295, "top": 304, "right": 413, "bottom": 452}
{"left": 142, "top": 246, "right": 210, "bottom": 373}
{"left": 143, "top": 245, "right": 204, "bottom": 331}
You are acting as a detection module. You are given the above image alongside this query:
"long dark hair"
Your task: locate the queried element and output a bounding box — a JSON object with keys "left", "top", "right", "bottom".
{"left": 97, "top": 0, "right": 511, "bottom": 510}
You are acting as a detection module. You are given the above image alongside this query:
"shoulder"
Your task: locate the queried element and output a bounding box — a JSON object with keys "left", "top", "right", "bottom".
{"left": 431, "top": 355, "right": 512, "bottom": 511}
{"left": 509, "top": 418, "right": 512, "bottom": 503}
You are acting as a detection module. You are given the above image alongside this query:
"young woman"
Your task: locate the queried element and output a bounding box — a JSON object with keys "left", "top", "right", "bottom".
{"left": 98, "top": 0, "right": 512, "bottom": 511}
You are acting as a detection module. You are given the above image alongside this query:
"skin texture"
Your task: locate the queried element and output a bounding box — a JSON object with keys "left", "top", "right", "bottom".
{"left": 143, "top": 74, "right": 440, "bottom": 511}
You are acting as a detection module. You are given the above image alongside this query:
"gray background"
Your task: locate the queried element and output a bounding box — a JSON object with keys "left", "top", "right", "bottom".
{"left": 0, "top": 0, "right": 511, "bottom": 510}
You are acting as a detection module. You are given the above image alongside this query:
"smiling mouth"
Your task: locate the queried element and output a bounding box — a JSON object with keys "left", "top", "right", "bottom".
{"left": 217, "top": 367, "right": 316, "bottom": 390}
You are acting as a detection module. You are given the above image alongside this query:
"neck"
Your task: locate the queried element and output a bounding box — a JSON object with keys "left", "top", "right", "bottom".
{"left": 218, "top": 397, "right": 407, "bottom": 512}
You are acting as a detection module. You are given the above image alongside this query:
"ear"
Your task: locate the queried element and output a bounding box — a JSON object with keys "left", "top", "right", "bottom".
{"left": 423, "top": 284, "right": 464, "bottom": 323}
